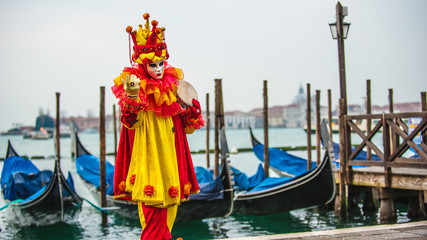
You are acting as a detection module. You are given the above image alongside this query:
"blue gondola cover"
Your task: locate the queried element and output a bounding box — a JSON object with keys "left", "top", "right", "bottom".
{"left": 1, "top": 156, "right": 52, "bottom": 201}
{"left": 76, "top": 154, "right": 115, "bottom": 195}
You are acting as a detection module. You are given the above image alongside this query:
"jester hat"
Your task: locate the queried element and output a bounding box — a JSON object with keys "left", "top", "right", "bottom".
{"left": 126, "top": 13, "right": 169, "bottom": 65}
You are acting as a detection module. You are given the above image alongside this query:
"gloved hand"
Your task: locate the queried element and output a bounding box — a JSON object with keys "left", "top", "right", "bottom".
{"left": 188, "top": 98, "right": 202, "bottom": 119}
{"left": 121, "top": 73, "right": 140, "bottom": 98}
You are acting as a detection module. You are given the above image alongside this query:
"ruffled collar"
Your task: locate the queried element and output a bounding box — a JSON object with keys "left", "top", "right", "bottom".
{"left": 117, "top": 62, "right": 182, "bottom": 117}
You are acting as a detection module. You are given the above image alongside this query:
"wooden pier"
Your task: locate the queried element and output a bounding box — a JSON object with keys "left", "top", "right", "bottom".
{"left": 329, "top": 89, "right": 427, "bottom": 221}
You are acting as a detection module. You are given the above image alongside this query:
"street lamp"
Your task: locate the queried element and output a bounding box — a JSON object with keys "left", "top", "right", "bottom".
{"left": 329, "top": 1, "right": 350, "bottom": 218}
{"left": 329, "top": 2, "right": 350, "bottom": 113}
{"left": 329, "top": 21, "right": 351, "bottom": 39}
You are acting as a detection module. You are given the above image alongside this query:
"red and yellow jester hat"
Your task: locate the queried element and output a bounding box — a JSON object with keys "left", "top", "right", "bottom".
{"left": 126, "top": 13, "right": 169, "bottom": 65}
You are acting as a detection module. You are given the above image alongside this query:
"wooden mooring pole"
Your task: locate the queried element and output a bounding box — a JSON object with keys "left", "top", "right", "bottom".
{"left": 315, "top": 90, "right": 321, "bottom": 166}
{"left": 206, "top": 93, "right": 210, "bottom": 169}
{"left": 113, "top": 104, "right": 117, "bottom": 163}
{"left": 337, "top": 98, "right": 348, "bottom": 217}
{"left": 328, "top": 89, "right": 333, "bottom": 142}
{"left": 214, "top": 79, "right": 222, "bottom": 178}
{"left": 389, "top": 89, "right": 398, "bottom": 153}
{"left": 362, "top": 79, "right": 378, "bottom": 213}
{"left": 366, "top": 80, "right": 372, "bottom": 160}
{"left": 99, "top": 86, "right": 107, "bottom": 226}
{"left": 55, "top": 92, "right": 65, "bottom": 222}
{"left": 263, "top": 80, "right": 269, "bottom": 177}
{"left": 306, "top": 83, "right": 312, "bottom": 171}
{"left": 421, "top": 92, "right": 426, "bottom": 144}
{"left": 55, "top": 92, "right": 61, "bottom": 166}
{"left": 378, "top": 89, "right": 396, "bottom": 223}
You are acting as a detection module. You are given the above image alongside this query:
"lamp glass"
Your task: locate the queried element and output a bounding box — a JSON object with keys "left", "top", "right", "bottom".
{"left": 342, "top": 22, "right": 350, "bottom": 39}
{"left": 329, "top": 22, "right": 351, "bottom": 39}
{"left": 329, "top": 23, "right": 338, "bottom": 39}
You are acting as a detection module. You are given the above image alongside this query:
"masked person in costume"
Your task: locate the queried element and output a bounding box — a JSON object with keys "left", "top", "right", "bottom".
{"left": 111, "top": 13, "right": 205, "bottom": 240}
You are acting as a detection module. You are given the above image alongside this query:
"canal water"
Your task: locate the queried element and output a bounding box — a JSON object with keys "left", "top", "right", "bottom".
{"left": 0, "top": 128, "right": 423, "bottom": 240}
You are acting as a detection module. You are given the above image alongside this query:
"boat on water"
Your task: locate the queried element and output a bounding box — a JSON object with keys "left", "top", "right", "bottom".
{"left": 23, "top": 128, "right": 52, "bottom": 140}
{"left": 249, "top": 127, "right": 315, "bottom": 177}
{"left": 72, "top": 128, "right": 234, "bottom": 221}
{"left": 0, "top": 140, "right": 82, "bottom": 226}
{"left": 231, "top": 121, "right": 336, "bottom": 216}
{"left": 250, "top": 126, "right": 380, "bottom": 176}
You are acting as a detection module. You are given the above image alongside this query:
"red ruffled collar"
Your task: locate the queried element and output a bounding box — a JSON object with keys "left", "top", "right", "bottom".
{"left": 112, "top": 62, "right": 182, "bottom": 117}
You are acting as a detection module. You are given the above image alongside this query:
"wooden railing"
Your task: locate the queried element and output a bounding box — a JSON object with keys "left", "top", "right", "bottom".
{"left": 342, "top": 112, "right": 427, "bottom": 187}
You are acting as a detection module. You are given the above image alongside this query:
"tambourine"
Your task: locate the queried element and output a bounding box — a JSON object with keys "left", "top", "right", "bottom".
{"left": 177, "top": 80, "right": 198, "bottom": 107}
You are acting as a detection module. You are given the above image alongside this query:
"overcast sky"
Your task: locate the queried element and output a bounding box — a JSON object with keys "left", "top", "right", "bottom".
{"left": 1, "top": 0, "right": 426, "bottom": 132}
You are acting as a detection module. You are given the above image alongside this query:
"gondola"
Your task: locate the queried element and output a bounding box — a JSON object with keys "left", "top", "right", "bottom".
{"left": 73, "top": 128, "right": 234, "bottom": 221}
{"left": 249, "top": 126, "right": 315, "bottom": 177}
{"left": 1, "top": 140, "right": 82, "bottom": 226}
{"left": 232, "top": 120, "right": 336, "bottom": 216}
{"left": 249, "top": 125, "right": 380, "bottom": 177}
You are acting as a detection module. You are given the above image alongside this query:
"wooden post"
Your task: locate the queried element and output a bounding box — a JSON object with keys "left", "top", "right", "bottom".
{"left": 336, "top": 2, "right": 348, "bottom": 112}
{"left": 422, "top": 92, "right": 427, "bottom": 111}
{"left": 388, "top": 89, "right": 397, "bottom": 153}
{"left": 421, "top": 92, "right": 426, "bottom": 145}
{"left": 55, "top": 92, "right": 64, "bottom": 222}
{"left": 388, "top": 88, "right": 394, "bottom": 113}
{"left": 363, "top": 81, "right": 376, "bottom": 214}
{"left": 113, "top": 104, "right": 117, "bottom": 162}
{"left": 214, "top": 79, "right": 221, "bottom": 178}
{"left": 366, "top": 80, "right": 372, "bottom": 160}
{"left": 382, "top": 113, "right": 392, "bottom": 188}
{"left": 335, "top": 1, "right": 352, "bottom": 184}
{"left": 306, "top": 83, "right": 312, "bottom": 171}
{"left": 328, "top": 89, "right": 333, "bottom": 141}
{"left": 206, "top": 93, "right": 210, "bottom": 169}
{"left": 99, "top": 86, "right": 107, "bottom": 226}
{"left": 338, "top": 98, "right": 348, "bottom": 217}
{"left": 55, "top": 92, "right": 61, "bottom": 166}
{"left": 316, "top": 90, "right": 321, "bottom": 166}
{"left": 263, "top": 80, "right": 269, "bottom": 177}
{"left": 379, "top": 187, "right": 396, "bottom": 223}
{"left": 219, "top": 81, "right": 225, "bottom": 129}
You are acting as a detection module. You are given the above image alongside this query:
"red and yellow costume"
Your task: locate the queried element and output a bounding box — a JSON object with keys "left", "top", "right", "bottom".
{"left": 111, "top": 13, "right": 204, "bottom": 240}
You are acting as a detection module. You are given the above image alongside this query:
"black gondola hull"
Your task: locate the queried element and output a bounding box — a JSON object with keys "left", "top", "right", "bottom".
{"left": 236, "top": 123, "right": 336, "bottom": 216}
{"left": 234, "top": 153, "right": 335, "bottom": 215}
{"left": 73, "top": 128, "right": 234, "bottom": 222}
{"left": 3, "top": 141, "right": 83, "bottom": 226}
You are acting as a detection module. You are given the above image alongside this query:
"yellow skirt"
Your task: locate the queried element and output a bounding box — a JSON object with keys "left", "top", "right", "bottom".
{"left": 125, "top": 110, "right": 181, "bottom": 208}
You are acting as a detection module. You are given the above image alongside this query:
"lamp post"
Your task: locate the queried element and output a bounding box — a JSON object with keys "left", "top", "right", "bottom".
{"left": 329, "top": 1, "right": 350, "bottom": 218}
{"left": 329, "top": 2, "right": 350, "bottom": 112}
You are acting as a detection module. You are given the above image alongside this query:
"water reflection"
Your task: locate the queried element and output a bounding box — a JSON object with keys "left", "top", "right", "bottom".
{"left": 7, "top": 222, "right": 84, "bottom": 240}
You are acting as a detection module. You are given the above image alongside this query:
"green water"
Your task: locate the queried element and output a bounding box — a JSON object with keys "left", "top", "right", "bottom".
{"left": 0, "top": 128, "right": 423, "bottom": 240}
{"left": 0, "top": 203, "right": 415, "bottom": 240}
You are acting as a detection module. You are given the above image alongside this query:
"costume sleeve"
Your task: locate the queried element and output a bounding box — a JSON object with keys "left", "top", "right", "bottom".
{"left": 111, "top": 70, "right": 147, "bottom": 128}
{"left": 180, "top": 99, "right": 205, "bottom": 134}
{"left": 121, "top": 108, "right": 139, "bottom": 129}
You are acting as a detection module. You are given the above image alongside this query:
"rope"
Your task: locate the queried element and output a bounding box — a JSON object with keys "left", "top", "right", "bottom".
{"left": 0, "top": 199, "right": 24, "bottom": 211}
{"left": 83, "top": 198, "right": 108, "bottom": 214}
{"left": 1, "top": 198, "right": 117, "bottom": 215}
{"left": 82, "top": 197, "right": 110, "bottom": 214}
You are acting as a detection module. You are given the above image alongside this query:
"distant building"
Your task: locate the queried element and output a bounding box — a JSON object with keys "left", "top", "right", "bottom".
{"left": 35, "top": 115, "right": 54, "bottom": 131}
{"left": 280, "top": 85, "right": 327, "bottom": 128}
{"left": 371, "top": 102, "right": 421, "bottom": 114}
{"left": 63, "top": 116, "right": 99, "bottom": 132}
{"left": 224, "top": 111, "right": 256, "bottom": 129}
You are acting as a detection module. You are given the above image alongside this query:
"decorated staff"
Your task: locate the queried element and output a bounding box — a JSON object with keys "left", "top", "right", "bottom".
{"left": 111, "top": 13, "right": 204, "bottom": 240}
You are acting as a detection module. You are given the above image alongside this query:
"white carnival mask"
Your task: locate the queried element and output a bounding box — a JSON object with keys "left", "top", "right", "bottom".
{"left": 146, "top": 60, "right": 165, "bottom": 79}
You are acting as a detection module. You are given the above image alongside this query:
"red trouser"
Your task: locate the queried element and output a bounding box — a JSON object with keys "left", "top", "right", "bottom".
{"left": 138, "top": 203, "right": 178, "bottom": 240}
